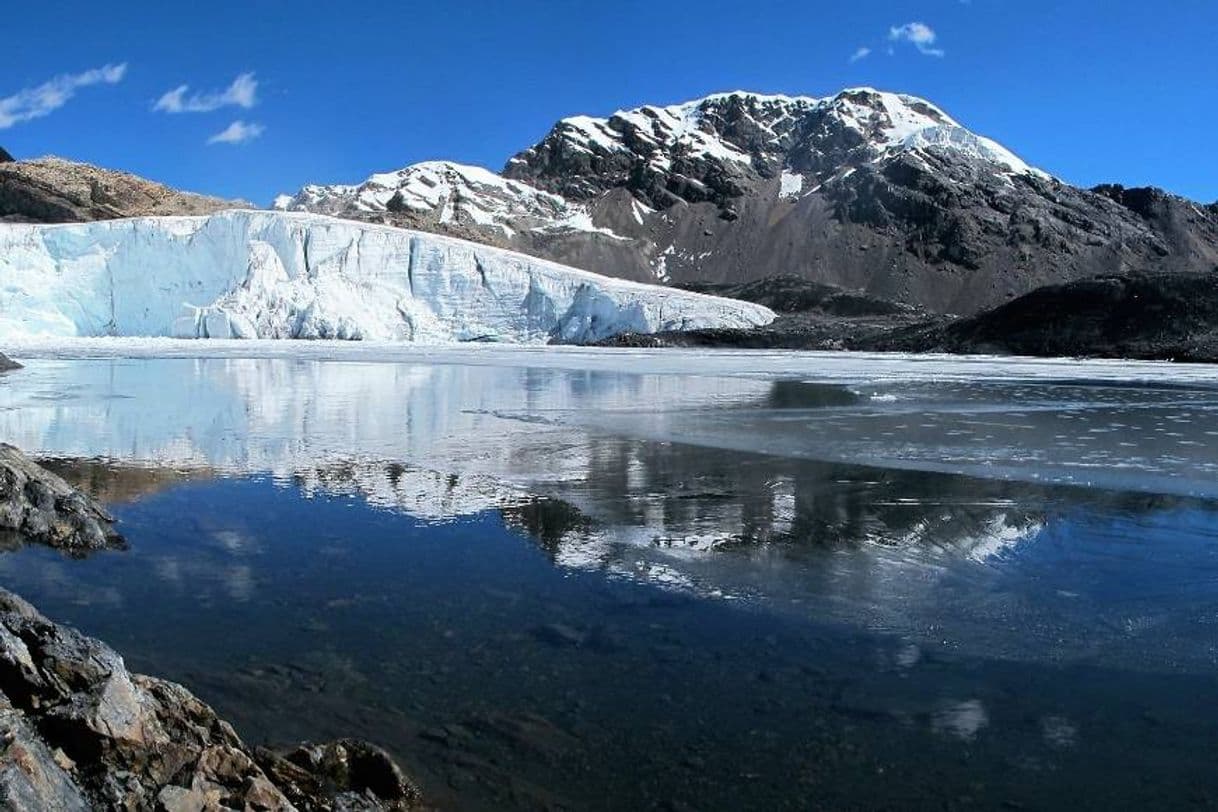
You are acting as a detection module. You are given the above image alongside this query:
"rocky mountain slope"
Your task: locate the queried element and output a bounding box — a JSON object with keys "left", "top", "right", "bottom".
{"left": 276, "top": 88, "right": 1218, "bottom": 316}
{"left": 875, "top": 270, "right": 1218, "bottom": 361}
{"left": 601, "top": 271, "right": 1218, "bottom": 364}
{"left": 0, "top": 153, "right": 240, "bottom": 223}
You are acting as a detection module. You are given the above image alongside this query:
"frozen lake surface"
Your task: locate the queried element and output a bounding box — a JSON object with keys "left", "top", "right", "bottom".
{"left": 3, "top": 342, "right": 1218, "bottom": 808}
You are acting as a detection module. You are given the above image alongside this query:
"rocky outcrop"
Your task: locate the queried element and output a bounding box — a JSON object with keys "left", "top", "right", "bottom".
{"left": 598, "top": 275, "right": 939, "bottom": 351}
{"left": 609, "top": 270, "right": 1218, "bottom": 363}
{"left": 0, "top": 157, "right": 241, "bottom": 223}
{"left": 872, "top": 270, "right": 1218, "bottom": 362}
{"left": 0, "top": 147, "right": 13, "bottom": 164}
{"left": 0, "top": 588, "right": 421, "bottom": 810}
{"left": 0, "top": 353, "right": 19, "bottom": 372}
{"left": 0, "top": 444, "right": 123, "bottom": 554}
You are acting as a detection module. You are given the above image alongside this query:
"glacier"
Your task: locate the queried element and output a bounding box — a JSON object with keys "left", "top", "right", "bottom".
{"left": 0, "top": 209, "right": 774, "bottom": 343}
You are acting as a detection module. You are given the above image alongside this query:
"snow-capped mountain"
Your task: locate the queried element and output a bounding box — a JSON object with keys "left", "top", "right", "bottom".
{"left": 273, "top": 160, "right": 580, "bottom": 239}
{"left": 276, "top": 87, "right": 1218, "bottom": 316}
{"left": 0, "top": 210, "right": 772, "bottom": 343}
{"left": 505, "top": 88, "right": 1046, "bottom": 207}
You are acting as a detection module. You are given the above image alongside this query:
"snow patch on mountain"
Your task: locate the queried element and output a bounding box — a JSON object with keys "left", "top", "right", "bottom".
{"left": 779, "top": 170, "right": 804, "bottom": 199}
{"left": 0, "top": 210, "right": 774, "bottom": 343}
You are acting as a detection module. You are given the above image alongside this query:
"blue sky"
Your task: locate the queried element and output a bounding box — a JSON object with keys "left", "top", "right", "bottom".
{"left": 2, "top": 1, "right": 1215, "bottom": 205}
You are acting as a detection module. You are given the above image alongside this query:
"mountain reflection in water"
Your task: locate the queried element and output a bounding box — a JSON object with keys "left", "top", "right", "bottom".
{"left": 3, "top": 354, "right": 1218, "bottom": 809}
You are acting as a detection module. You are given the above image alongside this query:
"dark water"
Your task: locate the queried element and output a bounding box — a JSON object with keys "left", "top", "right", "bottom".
{"left": 3, "top": 353, "right": 1218, "bottom": 809}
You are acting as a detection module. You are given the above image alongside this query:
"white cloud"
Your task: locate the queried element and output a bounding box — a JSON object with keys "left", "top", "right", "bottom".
{"left": 0, "top": 63, "right": 127, "bottom": 130}
{"left": 849, "top": 47, "right": 872, "bottom": 63}
{"left": 207, "top": 120, "right": 264, "bottom": 145}
{"left": 888, "top": 22, "right": 945, "bottom": 57}
{"left": 155, "top": 72, "right": 258, "bottom": 114}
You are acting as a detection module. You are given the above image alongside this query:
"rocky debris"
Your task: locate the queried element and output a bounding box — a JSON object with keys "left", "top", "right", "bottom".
{"left": 0, "top": 156, "right": 242, "bottom": 223}
{"left": 0, "top": 588, "right": 422, "bottom": 810}
{"left": 870, "top": 270, "right": 1218, "bottom": 362}
{"left": 0, "top": 353, "right": 19, "bottom": 372}
{"left": 677, "top": 275, "right": 922, "bottom": 318}
{"left": 597, "top": 312, "right": 928, "bottom": 351}
{"left": 0, "top": 444, "right": 124, "bottom": 554}
{"left": 610, "top": 270, "right": 1218, "bottom": 363}
{"left": 598, "top": 275, "right": 938, "bottom": 351}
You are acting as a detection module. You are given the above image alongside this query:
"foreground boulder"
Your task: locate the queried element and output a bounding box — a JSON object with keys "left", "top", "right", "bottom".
{"left": 0, "top": 588, "right": 421, "bottom": 810}
{"left": 0, "top": 444, "right": 123, "bottom": 554}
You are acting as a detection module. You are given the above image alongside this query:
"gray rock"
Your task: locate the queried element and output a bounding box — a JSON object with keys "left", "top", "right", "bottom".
{"left": 0, "top": 588, "right": 422, "bottom": 810}
{"left": 869, "top": 269, "right": 1218, "bottom": 362}
{"left": 0, "top": 157, "right": 242, "bottom": 223}
{"left": 0, "top": 354, "right": 19, "bottom": 372}
{"left": 0, "top": 444, "right": 123, "bottom": 554}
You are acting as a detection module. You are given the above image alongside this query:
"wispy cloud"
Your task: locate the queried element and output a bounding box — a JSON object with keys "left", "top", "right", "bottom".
{"left": 156, "top": 72, "right": 258, "bottom": 114}
{"left": 207, "top": 120, "right": 264, "bottom": 145}
{"left": 888, "top": 22, "right": 945, "bottom": 57}
{"left": 0, "top": 63, "right": 127, "bottom": 130}
{"left": 849, "top": 47, "right": 872, "bottom": 63}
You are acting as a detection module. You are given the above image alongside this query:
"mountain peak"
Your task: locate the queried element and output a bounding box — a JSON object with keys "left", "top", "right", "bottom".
{"left": 503, "top": 85, "right": 1047, "bottom": 207}
{"left": 273, "top": 86, "right": 1218, "bottom": 319}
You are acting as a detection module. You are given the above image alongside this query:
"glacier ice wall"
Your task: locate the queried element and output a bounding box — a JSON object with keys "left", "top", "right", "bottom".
{"left": 0, "top": 210, "right": 773, "bottom": 343}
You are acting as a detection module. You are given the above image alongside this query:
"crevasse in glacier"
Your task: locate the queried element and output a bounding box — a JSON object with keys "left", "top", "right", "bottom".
{"left": 0, "top": 210, "right": 774, "bottom": 343}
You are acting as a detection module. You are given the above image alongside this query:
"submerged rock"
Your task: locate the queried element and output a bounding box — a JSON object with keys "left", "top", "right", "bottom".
{"left": 0, "top": 588, "right": 422, "bottom": 810}
{"left": 0, "top": 444, "right": 123, "bottom": 554}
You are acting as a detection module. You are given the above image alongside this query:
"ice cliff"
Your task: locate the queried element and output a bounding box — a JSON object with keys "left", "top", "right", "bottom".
{"left": 0, "top": 210, "right": 773, "bottom": 343}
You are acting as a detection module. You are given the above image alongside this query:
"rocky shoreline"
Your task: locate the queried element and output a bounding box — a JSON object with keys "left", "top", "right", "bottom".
{"left": 0, "top": 437, "right": 422, "bottom": 810}
{"left": 0, "top": 588, "right": 420, "bottom": 810}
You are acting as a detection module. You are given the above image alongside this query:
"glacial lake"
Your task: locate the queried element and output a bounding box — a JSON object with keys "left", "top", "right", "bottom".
{"left": 4, "top": 342, "right": 1218, "bottom": 809}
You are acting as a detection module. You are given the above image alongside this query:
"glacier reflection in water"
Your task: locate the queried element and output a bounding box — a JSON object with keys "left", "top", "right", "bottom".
{"left": 3, "top": 353, "right": 1218, "bottom": 809}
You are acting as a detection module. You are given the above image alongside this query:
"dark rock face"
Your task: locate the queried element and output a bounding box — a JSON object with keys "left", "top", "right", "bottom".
{"left": 616, "top": 270, "right": 1218, "bottom": 363}
{"left": 0, "top": 147, "right": 13, "bottom": 164}
{"left": 678, "top": 275, "right": 921, "bottom": 317}
{"left": 875, "top": 270, "right": 1218, "bottom": 361}
{"left": 0, "top": 588, "right": 422, "bottom": 810}
{"left": 0, "top": 353, "right": 19, "bottom": 372}
{"left": 598, "top": 275, "right": 937, "bottom": 351}
{"left": 0, "top": 157, "right": 241, "bottom": 223}
{"left": 0, "top": 444, "right": 124, "bottom": 554}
